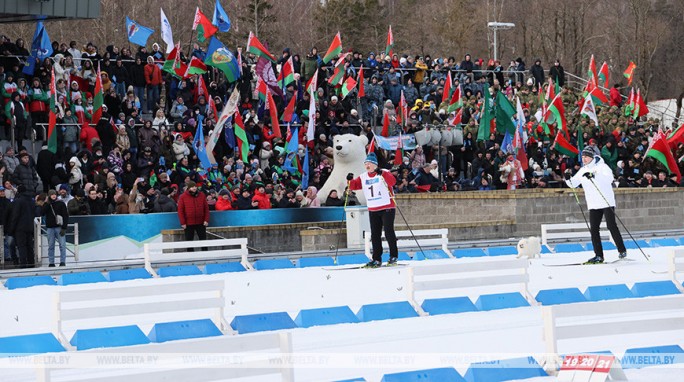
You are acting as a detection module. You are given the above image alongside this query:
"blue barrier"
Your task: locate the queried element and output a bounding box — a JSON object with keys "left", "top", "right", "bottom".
{"left": 356, "top": 301, "right": 419, "bottom": 322}
{"left": 585, "top": 241, "right": 617, "bottom": 251}
{"left": 535, "top": 288, "right": 587, "bottom": 305}
{"left": 487, "top": 246, "right": 518, "bottom": 256}
{"left": 541, "top": 245, "right": 553, "bottom": 254}
{"left": 295, "top": 257, "right": 335, "bottom": 268}
{"left": 474, "top": 292, "right": 530, "bottom": 311}
{"left": 553, "top": 243, "right": 585, "bottom": 253}
{"left": 253, "top": 259, "right": 295, "bottom": 270}
{"left": 335, "top": 379, "right": 368, "bottom": 382}
{"left": 421, "top": 297, "right": 478, "bottom": 315}
{"left": 70, "top": 325, "right": 150, "bottom": 350}
{"left": 336, "top": 254, "right": 370, "bottom": 265}
{"left": 381, "top": 367, "right": 465, "bottom": 381}
{"left": 148, "top": 319, "right": 222, "bottom": 343}
{"left": 650, "top": 238, "right": 679, "bottom": 247}
{"left": 621, "top": 345, "right": 684, "bottom": 369}
{"left": 0, "top": 333, "right": 65, "bottom": 355}
{"left": 157, "top": 265, "right": 203, "bottom": 277}
{"left": 464, "top": 356, "right": 547, "bottom": 382}
{"left": 382, "top": 252, "right": 412, "bottom": 262}
{"left": 107, "top": 268, "right": 152, "bottom": 282}
{"left": 630, "top": 281, "right": 681, "bottom": 297}
{"left": 5, "top": 276, "right": 57, "bottom": 290}
{"left": 418, "top": 249, "right": 450, "bottom": 259}
{"left": 452, "top": 248, "right": 486, "bottom": 258}
{"left": 583, "top": 284, "right": 634, "bottom": 302}
{"left": 58, "top": 271, "right": 108, "bottom": 286}
{"left": 295, "top": 306, "right": 360, "bottom": 328}
{"left": 230, "top": 312, "right": 297, "bottom": 334}
{"left": 625, "top": 239, "right": 650, "bottom": 250}
{"left": 205, "top": 262, "right": 246, "bottom": 274}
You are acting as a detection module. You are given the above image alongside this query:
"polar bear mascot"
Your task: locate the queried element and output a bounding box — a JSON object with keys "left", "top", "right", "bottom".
{"left": 516, "top": 236, "right": 542, "bottom": 259}
{"left": 318, "top": 134, "right": 368, "bottom": 205}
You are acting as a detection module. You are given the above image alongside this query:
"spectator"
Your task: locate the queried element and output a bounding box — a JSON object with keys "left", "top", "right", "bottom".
{"left": 8, "top": 185, "right": 37, "bottom": 268}
{"left": 39, "top": 190, "right": 69, "bottom": 267}
{"left": 549, "top": 59, "right": 565, "bottom": 87}
{"left": 529, "top": 59, "right": 544, "bottom": 88}
{"left": 11, "top": 152, "right": 38, "bottom": 195}
{"left": 144, "top": 56, "right": 162, "bottom": 114}
{"left": 177, "top": 181, "right": 209, "bottom": 243}
{"left": 152, "top": 188, "right": 177, "bottom": 212}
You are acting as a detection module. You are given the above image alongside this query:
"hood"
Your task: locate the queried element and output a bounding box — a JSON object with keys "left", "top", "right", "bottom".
{"left": 306, "top": 186, "right": 318, "bottom": 198}
{"left": 69, "top": 156, "right": 81, "bottom": 168}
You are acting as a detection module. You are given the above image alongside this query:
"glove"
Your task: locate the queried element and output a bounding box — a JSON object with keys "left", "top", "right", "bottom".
{"left": 563, "top": 172, "right": 572, "bottom": 180}
{"left": 60, "top": 228, "right": 66, "bottom": 237}
{"left": 582, "top": 172, "right": 594, "bottom": 179}
{"left": 346, "top": 173, "right": 354, "bottom": 181}
{"left": 375, "top": 168, "right": 383, "bottom": 176}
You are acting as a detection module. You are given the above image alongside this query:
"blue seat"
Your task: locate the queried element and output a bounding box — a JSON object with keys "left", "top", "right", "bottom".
{"left": 5, "top": 275, "right": 57, "bottom": 290}
{"left": 464, "top": 356, "right": 547, "bottom": 382}
{"left": 381, "top": 367, "right": 465, "bottom": 381}
{"left": 630, "top": 281, "right": 681, "bottom": 297}
{"left": 0, "top": 333, "right": 65, "bottom": 355}
{"left": 417, "top": 249, "right": 449, "bottom": 259}
{"left": 535, "top": 288, "right": 587, "bottom": 305}
{"left": 294, "top": 306, "right": 360, "bottom": 328}
{"left": 541, "top": 245, "right": 553, "bottom": 254}
{"left": 452, "top": 248, "right": 486, "bottom": 258}
{"left": 205, "top": 262, "right": 246, "bottom": 274}
{"left": 148, "top": 319, "right": 222, "bottom": 343}
{"left": 625, "top": 239, "right": 650, "bottom": 250}
{"left": 107, "top": 268, "right": 152, "bottom": 282}
{"left": 421, "top": 297, "right": 477, "bottom": 315}
{"left": 650, "top": 238, "right": 679, "bottom": 247}
{"left": 157, "top": 265, "right": 203, "bottom": 277}
{"left": 474, "top": 292, "right": 530, "bottom": 311}
{"left": 336, "top": 254, "right": 370, "bottom": 265}
{"left": 621, "top": 345, "right": 684, "bottom": 369}
{"left": 410, "top": 251, "right": 426, "bottom": 261}
{"left": 335, "top": 379, "right": 367, "bottom": 382}
{"left": 58, "top": 271, "right": 108, "bottom": 286}
{"left": 382, "top": 252, "right": 412, "bottom": 262}
{"left": 487, "top": 246, "right": 518, "bottom": 256}
{"left": 253, "top": 258, "right": 295, "bottom": 270}
{"left": 295, "top": 257, "right": 335, "bottom": 268}
{"left": 70, "top": 325, "right": 150, "bottom": 351}
{"left": 553, "top": 243, "right": 585, "bottom": 253}
{"left": 230, "top": 312, "right": 297, "bottom": 334}
{"left": 585, "top": 241, "right": 617, "bottom": 251}
{"left": 584, "top": 284, "right": 634, "bottom": 301}
{"left": 356, "top": 301, "right": 419, "bottom": 322}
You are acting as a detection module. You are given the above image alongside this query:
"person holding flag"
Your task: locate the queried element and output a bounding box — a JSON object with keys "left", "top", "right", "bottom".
{"left": 346, "top": 152, "right": 397, "bottom": 268}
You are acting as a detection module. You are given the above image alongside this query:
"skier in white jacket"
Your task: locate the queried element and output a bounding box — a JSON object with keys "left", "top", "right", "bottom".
{"left": 565, "top": 146, "right": 627, "bottom": 264}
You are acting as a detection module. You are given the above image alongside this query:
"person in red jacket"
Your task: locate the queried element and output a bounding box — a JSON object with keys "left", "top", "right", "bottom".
{"left": 609, "top": 84, "right": 622, "bottom": 107}
{"left": 177, "top": 181, "right": 210, "bottom": 246}
{"left": 252, "top": 184, "right": 272, "bottom": 209}
{"left": 347, "top": 152, "right": 398, "bottom": 268}
{"left": 79, "top": 120, "right": 101, "bottom": 151}
{"left": 215, "top": 189, "right": 234, "bottom": 211}
{"left": 144, "top": 56, "right": 162, "bottom": 114}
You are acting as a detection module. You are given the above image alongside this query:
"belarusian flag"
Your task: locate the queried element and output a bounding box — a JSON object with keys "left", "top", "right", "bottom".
{"left": 553, "top": 130, "right": 579, "bottom": 157}
{"left": 381, "top": 112, "right": 390, "bottom": 137}
{"left": 47, "top": 67, "right": 58, "bottom": 154}
{"left": 247, "top": 31, "right": 276, "bottom": 62}
{"left": 281, "top": 94, "right": 296, "bottom": 123}
{"left": 385, "top": 25, "right": 394, "bottom": 56}
{"left": 256, "top": 76, "right": 267, "bottom": 102}
{"left": 646, "top": 132, "right": 681, "bottom": 183}
{"left": 322, "top": 32, "right": 342, "bottom": 64}
{"left": 545, "top": 94, "right": 567, "bottom": 136}
{"left": 624, "top": 87, "right": 635, "bottom": 116}
{"left": 632, "top": 88, "right": 649, "bottom": 119}
{"left": 305, "top": 70, "right": 318, "bottom": 96}
{"left": 233, "top": 111, "right": 250, "bottom": 163}
{"left": 623, "top": 61, "right": 636, "bottom": 86}
{"left": 394, "top": 132, "right": 403, "bottom": 166}
{"left": 358, "top": 66, "right": 365, "bottom": 97}
{"left": 451, "top": 108, "right": 463, "bottom": 126}
{"left": 477, "top": 87, "right": 493, "bottom": 142}
{"left": 447, "top": 84, "right": 462, "bottom": 113}
{"left": 193, "top": 7, "right": 218, "bottom": 43}
{"left": 584, "top": 79, "right": 608, "bottom": 105}
{"left": 598, "top": 61, "right": 609, "bottom": 89}
{"left": 307, "top": 86, "right": 316, "bottom": 142}
{"left": 399, "top": 90, "right": 408, "bottom": 125}
{"left": 194, "top": 74, "right": 209, "bottom": 104}
{"left": 442, "top": 70, "right": 452, "bottom": 103}
{"left": 162, "top": 43, "right": 187, "bottom": 77}
{"left": 184, "top": 56, "right": 207, "bottom": 78}
{"left": 327, "top": 61, "right": 345, "bottom": 86}
{"left": 277, "top": 56, "right": 294, "bottom": 88}
{"left": 91, "top": 62, "right": 103, "bottom": 124}
{"left": 341, "top": 76, "right": 357, "bottom": 99}
{"left": 580, "top": 94, "right": 599, "bottom": 127}
{"left": 266, "top": 88, "right": 282, "bottom": 138}
{"left": 667, "top": 123, "right": 684, "bottom": 149}
{"left": 587, "top": 54, "right": 597, "bottom": 84}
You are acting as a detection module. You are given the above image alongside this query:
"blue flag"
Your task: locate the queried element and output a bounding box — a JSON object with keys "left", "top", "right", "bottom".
{"left": 192, "top": 116, "right": 213, "bottom": 170}
{"left": 125, "top": 16, "right": 154, "bottom": 47}
{"left": 224, "top": 116, "right": 236, "bottom": 149}
{"left": 283, "top": 127, "right": 299, "bottom": 175}
{"left": 501, "top": 130, "right": 513, "bottom": 154}
{"left": 302, "top": 146, "right": 309, "bottom": 189}
{"left": 23, "top": 22, "right": 52, "bottom": 76}
{"left": 213, "top": 0, "right": 231, "bottom": 32}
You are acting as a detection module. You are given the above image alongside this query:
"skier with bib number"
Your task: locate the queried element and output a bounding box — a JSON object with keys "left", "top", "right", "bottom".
{"left": 564, "top": 146, "right": 627, "bottom": 264}
{"left": 347, "top": 152, "right": 398, "bottom": 268}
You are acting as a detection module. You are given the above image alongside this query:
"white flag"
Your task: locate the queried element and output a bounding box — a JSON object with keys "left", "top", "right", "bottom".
{"left": 580, "top": 94, "right": 599, "bottom": 127}
{"left": 206, "top": 88, "right": 240, "bottom": 164}
{"left": 160, "top": 8, "right": 174, "bottom": 54}
{"left": 515, "top": 96, "right": 528, "bottom": 144}
{"left": 307, "top": 87, "right": 317, "bottom": 142}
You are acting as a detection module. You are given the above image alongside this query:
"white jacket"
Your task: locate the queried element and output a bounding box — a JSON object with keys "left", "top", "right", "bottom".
{"left": 566, "top": 156, "right": 616, "bottom": 210}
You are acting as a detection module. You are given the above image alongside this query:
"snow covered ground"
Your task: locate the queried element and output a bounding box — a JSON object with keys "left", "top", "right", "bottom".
{"left": 0, "top": 243, "right": 683, "bottom": 381}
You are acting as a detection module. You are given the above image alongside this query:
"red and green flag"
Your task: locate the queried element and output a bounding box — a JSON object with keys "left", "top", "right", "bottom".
{"left": 91, "top": 62, "right": 103, "bottom": 124}
{"left": 358, "top": 66, "right": 365, "bottom": 97}
{"left": 587, "top": 54, "right": 597, "bottom": 84}
{"left": 381, "top": 112, "right": 390, "bottom": 137}
{"left": 442, "top": 70, "right": 452, "bottom": 103}
{"left": 281, "top": 94, "right": 296, "bottom": 123}
{"left": 398, "top": 90, "right": 408, "bottom": 125}
{"left": 327, "top": 54, "right": 347, "bottom": 87}
{"left": 305, "top": 70, "right": 318, "bottom": 96}
{"left": 385, "top": 25, "right": 394, "bottom": 56}
{"left": 624, "top": 87, "right": 635, "bottom": 116}
{"left": 584, "top": 79, "right": 608, "bottom": 105}
{"left": 247, "top": 31, "right": 276, "bottom": 62}
{"left": 632, "top": 88, "right": 649, "bottom": 119}
{"left": 553, "top": 130, "right": 579, "bottom": 157}
{"left": 256, "top": 76, "right": 267, "bottom": 102}
{"left": 545, "top": 94, "right": 568, "bottom": 137}
{"left": 623, "top": 61, "right": 636, "bottom": 86}
{"left": 184, "top": 56, "right": 207, "bottom": 78}
{"left": 394, "top": 132, "right": 404, "bottom": 166}
{"left": 193, "top": 7, "right": 218, "bottom": 43}
{"left": 277, "top": 56, "right": 294, "bottom": 88}
{"left": 322, "top": 32, "right": 342, "bottom": 64}
{"left": 598, "top": 61, "right": 609, "bottom": 89}
{"left": 447, "top": 84, "right": 462, "bottom": 113}
{"left": 646, "top": 132, "right": 681, "bottom": 183}
{"left": 341, "top": 76, "right": 357, "bottom": 99}
{"left": 266, "top": 88, "right": 282, "bottom": 138}
{"left": 47, "top": 67, "right": 58, "bottom": 154}
{"left": 162, "top": 43, "right": 187, "bottom": 78}
{"left": 233, "top": 111, "right": 250, "bottom": 162}
{"left": 667, "top": 123, "right": 684, "bottom": 149}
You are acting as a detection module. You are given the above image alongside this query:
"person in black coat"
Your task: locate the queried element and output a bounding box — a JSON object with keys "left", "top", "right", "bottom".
{"left": 11, "top": 152, "right": 38, "bottom": 195}
{"left": 549, "top": 59, "right": 565, "bottom": 87}
{"left": 0, "top": 187, "right": 14, "bottom": 263}
{"left": 39, "top": 189, "right": 69, "bottom": 266}
{"left": 7, "top": 185, "right": 37, "bottom": 267}
{"left": 96, "top": 111, "right": 117, "bottom": 154}
{"left": 36, "top": 147, "right": 56, "bottom": 193}
{"left": 529, "top": 59, "right": 545, "bottom": 88}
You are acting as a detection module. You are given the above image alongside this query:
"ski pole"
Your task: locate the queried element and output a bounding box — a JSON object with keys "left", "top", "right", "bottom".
{"left": 333, "top": 181, "right": 351, "bottom": 264}
{"left": 586, "top": 176, "right": 650, "bottom": 261}
{"left": 567, "top": 184, "right": 591, "bottom": 233}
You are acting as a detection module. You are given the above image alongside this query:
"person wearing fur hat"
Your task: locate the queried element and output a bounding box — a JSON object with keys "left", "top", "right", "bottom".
{"left": 347, "top": 152, "right": 398, "bottom": 268}
{"left": 565, "top": 146, "right": 627, "bottom": 264}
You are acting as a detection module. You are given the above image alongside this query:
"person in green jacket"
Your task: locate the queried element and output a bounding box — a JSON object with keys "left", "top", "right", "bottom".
{"left": 600, "top": 139, "right": 618, "bottom": 171}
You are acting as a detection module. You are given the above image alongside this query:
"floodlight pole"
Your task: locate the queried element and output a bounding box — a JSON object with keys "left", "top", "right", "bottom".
{"left": 488, "top": 22, "right": 515, "bottom": 62}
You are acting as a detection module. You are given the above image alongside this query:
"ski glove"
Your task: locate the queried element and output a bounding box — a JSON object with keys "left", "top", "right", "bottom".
{"left": 375, "top": 168, "right": 383, "bottom": 176}
{"left": 563, "top": 172, "right": 572, "bottom": 180}
{"left": 582, "top": 172, "right": 594, "bottom": 179}
{"left": 346, "top": 173, "right": 354, "bottom": 181}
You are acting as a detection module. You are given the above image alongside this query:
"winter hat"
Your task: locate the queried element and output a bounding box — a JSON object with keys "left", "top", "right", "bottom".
{"left": 581, "top": 146, "right": 596, "bottom": 158}
{"left": 48, "top": 189, "right": 57, "bottom": 197}
{"left": 186, "top": 180, "right": 197, "bottom": 188}
{"left": 364, "top": 152, "right": 378, "bottom": 166}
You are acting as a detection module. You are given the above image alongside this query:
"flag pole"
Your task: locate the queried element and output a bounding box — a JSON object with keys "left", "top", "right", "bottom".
{"left": 187, "top": 29, "right": 195, "bottom": 60}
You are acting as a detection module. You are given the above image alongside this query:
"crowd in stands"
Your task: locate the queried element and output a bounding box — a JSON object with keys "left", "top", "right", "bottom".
{"left": 0, "top": 34, "right": 680, "bottom": 224}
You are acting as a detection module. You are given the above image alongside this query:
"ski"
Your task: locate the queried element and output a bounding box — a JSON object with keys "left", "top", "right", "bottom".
{"left": 543, "top": 258, "right": 636, "bottom": 267}
{"left": 324, "top": 263, "right": 408, "bottom": 271}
